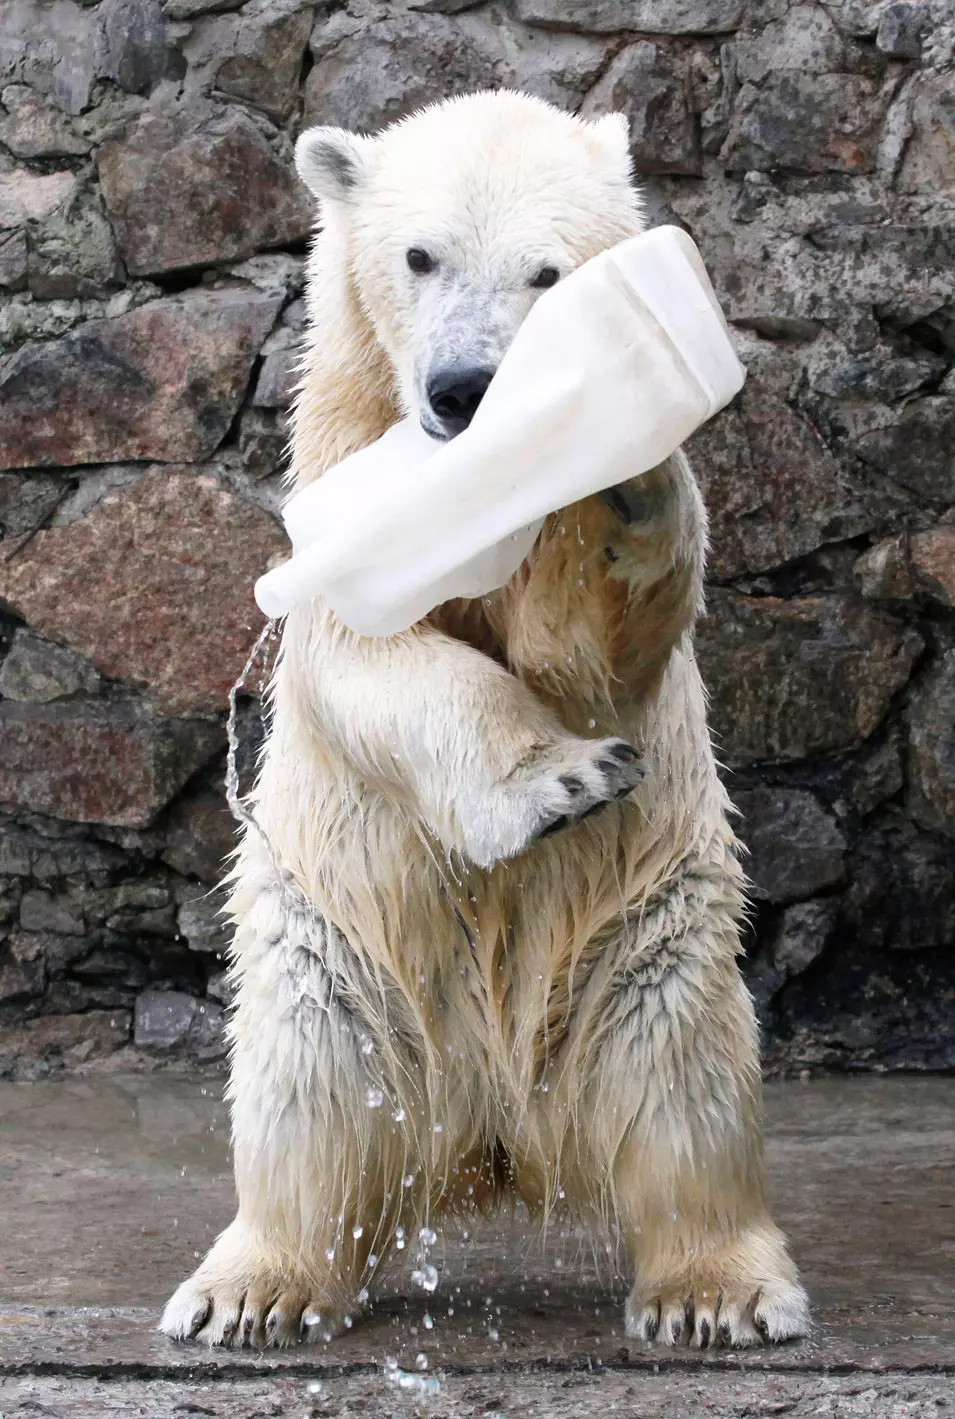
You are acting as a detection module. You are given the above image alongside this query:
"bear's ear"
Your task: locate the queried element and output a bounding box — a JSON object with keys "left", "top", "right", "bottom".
{"left": 295, "top": 126, "right": 371, "bottom": 204}
{"left": 587, "top": 112, "right": 633, "bottom": 175}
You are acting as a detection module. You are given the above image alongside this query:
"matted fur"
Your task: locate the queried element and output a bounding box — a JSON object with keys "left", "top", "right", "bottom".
{"left": 161, "top": 91, "right": 810, "bottom": 1352}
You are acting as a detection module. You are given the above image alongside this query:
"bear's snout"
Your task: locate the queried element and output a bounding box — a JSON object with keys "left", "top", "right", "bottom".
{"left": 426, "top": 365, "right": 495, "bottom": 438}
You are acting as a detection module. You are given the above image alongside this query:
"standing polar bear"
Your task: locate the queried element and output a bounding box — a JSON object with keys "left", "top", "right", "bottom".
{"left": 162, "top": 91, "right": 810, "bottom": 1351}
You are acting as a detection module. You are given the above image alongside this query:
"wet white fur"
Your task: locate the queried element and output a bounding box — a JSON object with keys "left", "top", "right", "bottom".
{"left": 161, "top": 92, "right": 810, "bottom": 1352}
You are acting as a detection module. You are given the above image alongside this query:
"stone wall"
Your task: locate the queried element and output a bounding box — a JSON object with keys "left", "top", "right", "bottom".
{"left": 1, "top": 0, "right": 953, "bottom": 1079}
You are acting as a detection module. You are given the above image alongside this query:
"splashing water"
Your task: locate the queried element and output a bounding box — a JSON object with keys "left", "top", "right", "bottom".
{"left": 411, "top": 1262, "right": 439, "bottom": 1293}
{"left": 383, "top": 1355, "right": 442, "bottom": 1399}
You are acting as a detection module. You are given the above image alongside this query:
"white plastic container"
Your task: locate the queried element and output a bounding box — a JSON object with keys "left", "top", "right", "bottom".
{"left": 255, "top": 225, "right": 745, "bottom": 636}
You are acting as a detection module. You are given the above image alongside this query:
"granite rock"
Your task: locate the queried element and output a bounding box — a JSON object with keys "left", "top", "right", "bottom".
{"left": 98, "top": 108, "right": 311, "bottom": 277}
{"left": 689, "top": 378, "right": 872, "bottom": 580}
{"left": 582, "top": 42, "right": 701, "bottom": 177}
{"left": 0, "top": 701, "right": 222, "bottom": 827}
{"left": 697, "top": 592, "right": 923, "bottom": 765}
{"left": 907, "top": 651, "right": 955, "bottom": 840}
{"left": 512, "top": 0, "right": 747, "bottom": 34}
{"left": 0, "top": 287, "right": 281, "bottom": 469}
{"left": 736, "top": 787, "right": 847, "bottom": 903}
{"left": 0, "top": 469, "right": 286, "bottom": 714}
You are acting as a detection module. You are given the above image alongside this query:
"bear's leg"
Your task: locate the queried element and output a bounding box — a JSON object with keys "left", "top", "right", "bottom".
{"left": 292, "top": 612, "right": 645, "bottom": 870}
{"left": 559, "top": 870, "right": 810, "bottom": 1349}
{"left": 160, "top": 888, "right": 422, "bottom": 1348}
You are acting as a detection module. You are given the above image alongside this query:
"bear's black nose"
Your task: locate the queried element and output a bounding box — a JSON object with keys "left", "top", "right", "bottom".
{"left": 426, "top": 366, "right": 494, "bottom": 437}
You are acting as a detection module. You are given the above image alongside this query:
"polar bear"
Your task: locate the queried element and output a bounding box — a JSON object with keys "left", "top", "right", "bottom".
{"left": 161, "top": 91, "right": 810, "bottom": 1351}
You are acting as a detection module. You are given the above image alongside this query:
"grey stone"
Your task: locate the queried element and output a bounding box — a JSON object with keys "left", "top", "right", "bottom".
{"left": 769, "top": 898, "right": 839, "bottom": 978}
{"left": 162, "top": 0, "right": 245, "bottom": 15}
{"left": 27, "top": 181, "right": 124, "bottom": 301}
{"left": 18, "top": 889, "right": 85, "bottom": 936}
{"left": 206, "top": 967, "right": 235, "bottom": 1003}
{"left": 734, "top": 4, "right": 849, "bottom": 84}
{"left": 0, "top": 1009, "right": 130, "bottom": 1076}
{"left": 0, "top": 953, "right": 44, "bottom": 1004}
{"left": 907, "top": 651, "right": 955, "bottom": 840}
{"left": 688, "top": 376, "right": 872, "bottom": 580}
{"left": 0, "top": 230, "right": 28, "bottom": 291}
{"left": 723, "top": 72, "right": 889, "bottom": 175}
{"left": 855, "top": 397, "right": 955, "bottom": 503}
{"left": 820, "top": 0, "right": 887, "bottom": 38}
{"left": 133, "top": 988, "right": 225, "bottom": 1057}
{"left": 252, "top": 327, "right": 300, "bottom": 407}
{"left": 0, "top": 168, "right": 76, "bottom": 227}
{"left": 161, "top": 790, "right": 237, "bottom": 884}
{"left": 897, "top": 72, "right": 955, "bottom": 193}
{"left": 305, "top": 10, "right": 499, "bottom": 132}
{"left": 844, "top": 810, "right": 955, "bottom": 954}
{"left": 806, "top": 343, "right": 946, "bottom": 403}
{"left": 182, "top": 0, "right": 314, "bottom": 122}
{"left": 0, "top": 86, "right": 91, "bottom": 158}
{"left": 98, "top": 108, "right": 311, "bottom": 277}
{"left": 237, "top": 407, "right": 289, "bottom": 478}
{"left": 512, "top": 0, "right": 747, "bottom": 34}
{"left": 853, "top": 537, "right": 914, "bottom": 601}
{"left": 849, "top": 732, "right": 905, "bottom": 815}
{"left": 736, "top": 787, "right": 847, "bottom": 904}
{"left": 876, "top": 2, "right": 928, "bottom": 57}
{"left": 0, "top": 631, "right": 101, "bottom": 703}
{"left": 0, "top": 0, "right": 105, "bottom": 115}
{"left": 580, "top": 42, "right": 701, "bottom": 177}
{"left": 177, "top": 887, "right": 232, "bottom": 954}
{"left": 100, "top": 0, "right": 184, "bottom": 95}
{"left": 697, "top": 592, "right": 923, "bottom": 766}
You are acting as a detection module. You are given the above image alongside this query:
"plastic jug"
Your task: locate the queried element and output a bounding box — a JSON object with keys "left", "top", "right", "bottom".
{"left": 255, "top": 225, "right": 745, "bottom": 636}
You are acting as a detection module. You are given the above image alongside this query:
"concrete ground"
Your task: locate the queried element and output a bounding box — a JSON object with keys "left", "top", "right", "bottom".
{"left": 0, "top": 1076, "right": 953, "bottom": 1417}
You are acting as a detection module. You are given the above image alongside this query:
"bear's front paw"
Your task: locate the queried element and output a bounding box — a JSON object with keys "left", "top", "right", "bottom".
{"left": 466, "top": 735, "right": 645, "bottom": 868}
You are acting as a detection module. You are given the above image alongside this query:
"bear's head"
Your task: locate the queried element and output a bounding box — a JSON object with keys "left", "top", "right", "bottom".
{"left": 296, "top": 91, "right": 644, "bottom": 441}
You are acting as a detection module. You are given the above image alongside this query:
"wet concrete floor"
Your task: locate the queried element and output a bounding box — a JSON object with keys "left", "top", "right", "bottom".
{"left": 0, "top": 1074, "right": 953, "bottom": 1416}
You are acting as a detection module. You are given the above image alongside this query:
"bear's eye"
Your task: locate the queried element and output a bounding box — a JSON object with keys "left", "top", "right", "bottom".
{"left": 406, "top": 247, "right": 436, "bottom": 275}
{"left": 530, "top": 265, "right": 560, "bottom": 289}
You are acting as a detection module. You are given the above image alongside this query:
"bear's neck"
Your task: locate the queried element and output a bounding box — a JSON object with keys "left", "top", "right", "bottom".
{"left": 289, "top": 227, "right": 399, "bottom": 489}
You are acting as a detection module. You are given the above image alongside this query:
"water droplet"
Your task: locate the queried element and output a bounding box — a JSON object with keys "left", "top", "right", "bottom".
{"left": 324, "top": 1247, "right": 335, "bottom": 1262}
{"left": 403, "top": 1173, "right": 415, "bottom": 1188}
{"left": 360, "top": 1037, "right": 374, "bottom": 1055}
{"left": 392, "top": 1106, "right": 406, "bottom": 1122}
{"left": 488, "top": 1326, "right": 500, "bottom": 1341}
{"left": 423, "top": 1312, "right": 434, "bottom": 1330}
{"left": 367, "top": 1252, "right": 378, "bottom": 1267}
{"left": 415, "top": 1352, "right": 428, "bottom": 1370}
{"left": 587, "top": 717, "right": 596, "bottom": 729}
{"left": 352, "top": 1224, "right": 364, "bottom": 1239}
{"left": 364, "top": 1086, "right": 384, "bottom": 1108}
{"left": 358, "top": 1287, "right": 369, "bottom": 1304}
{"left": 411, "top": 1262, "right": 439, "bottom": 1292}
{"left": 419, "top": 1226, "right": 437, "bottom": 1245}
